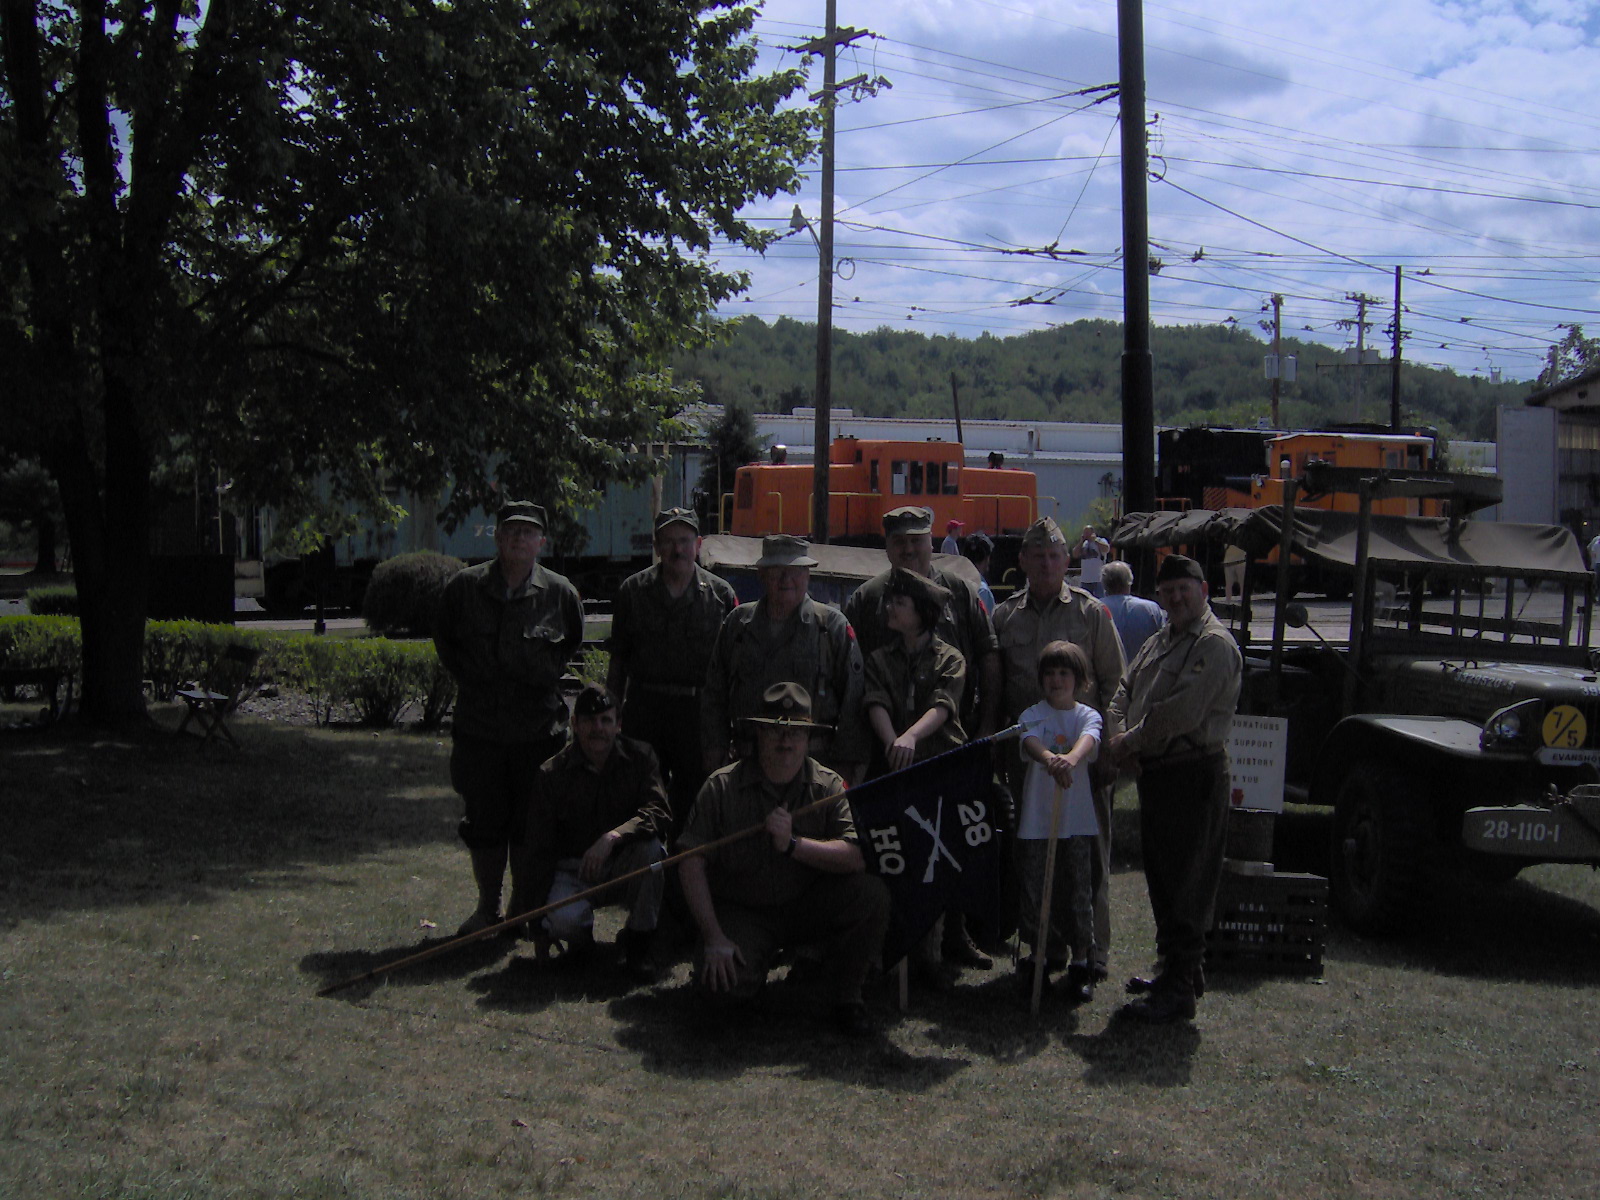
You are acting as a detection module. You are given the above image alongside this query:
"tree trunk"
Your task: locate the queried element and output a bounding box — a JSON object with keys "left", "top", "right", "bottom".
{"left": 54, "top": 376, "right": 154, "bottom": 727}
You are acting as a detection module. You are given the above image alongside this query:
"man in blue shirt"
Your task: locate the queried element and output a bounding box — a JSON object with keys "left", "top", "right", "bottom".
{"left": 1101, "top": 561, "right": 1166, "bottom": 662}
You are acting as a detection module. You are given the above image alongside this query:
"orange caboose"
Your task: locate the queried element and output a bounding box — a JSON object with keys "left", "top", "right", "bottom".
{"left": 728, "top": 437, "right": 1037, "bottom": 540}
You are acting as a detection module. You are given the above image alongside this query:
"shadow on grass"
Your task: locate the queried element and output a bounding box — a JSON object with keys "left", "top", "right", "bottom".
{"left": 299, "top": 934, "right": 516, "bottom": 1003}
{"left": 599, "top": 973, "right": 971, "bottom": 1092}
{"left": 0, "top": 716, "right": 458, "bottom": 927}
{"left": 1063, "top": 1016, "right": 1202, "bottom": 1087}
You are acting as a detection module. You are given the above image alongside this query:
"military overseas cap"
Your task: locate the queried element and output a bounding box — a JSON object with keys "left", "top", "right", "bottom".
{"left": 1155, "top": 553, "right": 1205, "bottom": 584}
{"left": 654, "top": 507, "right": 699, "bottom": 535}
{"left": 885, "top": 566, "right": 951, "bottom": 629}
{"left": 882, "top": 505, "right": 934, "bottom": 537}
{"left": 755, "top": 533, "right": 819, "bottom": 569}
{"left": 1020, "top": 516, "right": 1067, "bottom": 549}
{"left": 739, "top": 681, "right": 832, "bottom": 730}
{"left": 498, "top": 500, "right": 547, "bottom": 529}
{"left": 572, "top": 683, "right": 617, "bottom": 718}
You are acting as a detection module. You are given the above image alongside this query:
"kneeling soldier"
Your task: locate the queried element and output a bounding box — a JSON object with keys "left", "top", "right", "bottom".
{"left": 678, "top": 682, "right": 890, "bottom": 1037}
{"left": 514, "top": 684, "right": 672, "bottom": 983}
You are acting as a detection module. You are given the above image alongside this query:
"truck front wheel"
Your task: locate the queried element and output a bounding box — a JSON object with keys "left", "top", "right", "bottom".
{"left": 1331, "top": 761, "right": 1433, "bottom": 935}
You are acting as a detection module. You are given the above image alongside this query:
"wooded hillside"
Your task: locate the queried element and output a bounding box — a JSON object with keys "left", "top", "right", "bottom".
{"left": 673, "top": 318, "right": 1524, "bottom": 440}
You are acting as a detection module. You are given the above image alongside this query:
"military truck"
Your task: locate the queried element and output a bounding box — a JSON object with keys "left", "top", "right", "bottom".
{"left": 1113, "top": 467, "right": 1600, "bottom": 934}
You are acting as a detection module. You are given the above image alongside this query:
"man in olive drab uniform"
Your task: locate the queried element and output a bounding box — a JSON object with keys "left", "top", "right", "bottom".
{"left": 843, "top": 505, "right": 999, "bottom": 737}
{"left": 701, "top": 534, "right": 867, "bottom": 780}
{"left": 515, "top": 685, "right": 673, "bottom": 983}
{"left": 1106, "top": 554, "right": 1242, "bottom": 1023}
{"left": 992, "top": 516, "right": 1125, "bottom": 978}
{"left": 606, "top": 508, "right": 738, "bottom": 830}
{"left": 845, "top": 505, "right": 999, "bottom": 969}
{"left": 679, "top": 682, "right": 890, "bottom": 1037}
{"left": 434, "top": 501, "right": 583, "bottom": 936}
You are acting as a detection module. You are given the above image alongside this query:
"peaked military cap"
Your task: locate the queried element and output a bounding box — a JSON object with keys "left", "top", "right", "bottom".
{"left": 498, "top": 500, "right": 547, "bottom": 529}
{"left": 882, "top": 506, "right": 934, "bottom": 537}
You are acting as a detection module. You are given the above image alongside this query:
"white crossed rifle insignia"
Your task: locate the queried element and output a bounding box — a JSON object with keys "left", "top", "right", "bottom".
{"left": 903, "top": 795, "right": 963, "bottom": 884}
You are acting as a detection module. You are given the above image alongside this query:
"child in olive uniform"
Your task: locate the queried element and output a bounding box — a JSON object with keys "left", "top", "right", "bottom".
{"left": 862, "top": 568, "right": 969, "bottom": 988}
{"left": 1016, "top": 640, "right": 1102, "bottom": 1003}
{"left": 862, "top": 567, "right": 968, "bottom": 776}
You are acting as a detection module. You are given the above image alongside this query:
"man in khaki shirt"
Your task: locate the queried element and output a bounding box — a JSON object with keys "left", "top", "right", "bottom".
{"left": 1107, "top": 553, "right": 1242, "bottom": 1023}
{"left": 992, "top": 517, "right": 1124, "bottom": 977}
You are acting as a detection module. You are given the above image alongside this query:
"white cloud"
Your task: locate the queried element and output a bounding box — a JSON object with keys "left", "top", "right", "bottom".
{"left": 717, "top": 0, "right": 1600, "bottom": 379}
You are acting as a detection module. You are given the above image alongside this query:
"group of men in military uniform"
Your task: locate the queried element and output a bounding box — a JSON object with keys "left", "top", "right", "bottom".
{"left": 433, "top": 495, "right": 1240, "bottom": 1032}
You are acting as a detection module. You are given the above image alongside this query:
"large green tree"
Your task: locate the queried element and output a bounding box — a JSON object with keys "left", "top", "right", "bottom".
{"left": 1, "top": 0, "right": 814, "bottom": 723}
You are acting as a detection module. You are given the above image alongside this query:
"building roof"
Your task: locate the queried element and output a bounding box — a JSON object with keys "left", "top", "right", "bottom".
{"left": 1524, "top": 365, "right": 1600, "bottom": 411}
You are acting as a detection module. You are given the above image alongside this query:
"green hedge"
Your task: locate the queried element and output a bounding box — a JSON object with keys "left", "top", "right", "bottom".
{"left": 23, "top": 585, "right": 78, "bottom": 616}
{"left": 0, "top": 616, "right": 456, "bottom": 729}
{"left": 363, "top": 551, "right": 463, "bottom": 638}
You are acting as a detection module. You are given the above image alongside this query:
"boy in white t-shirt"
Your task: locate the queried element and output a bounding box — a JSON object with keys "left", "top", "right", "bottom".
{"left": 1016, "top": 639, "right": 1103, "bottom": 1003}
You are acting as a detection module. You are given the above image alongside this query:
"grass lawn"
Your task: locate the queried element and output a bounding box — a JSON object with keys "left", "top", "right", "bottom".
{"left": 3, "top": 712, "right": 1598, "bottom": 1199}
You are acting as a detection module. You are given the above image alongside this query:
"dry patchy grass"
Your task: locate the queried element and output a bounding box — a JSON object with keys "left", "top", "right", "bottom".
{"left": 2, "top": 712, "right": 1598, "bottom": 1199}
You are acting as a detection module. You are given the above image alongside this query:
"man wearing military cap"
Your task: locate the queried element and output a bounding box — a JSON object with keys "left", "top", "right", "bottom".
{"left": 607, "top": 507, "right": 738, "bottom": 830}
{"left": 843, "top": 505, "right": 999, "bottom": 737}
{"left": 435, "top": 500, "right": 584, "bottom": 936}
{"left": 679, "top": 682, "right": 890, "bottom": 1037}
{"left": 701, "top": 534, "right": 866, "bottom": 780}
{"left": 992, "top": 515, "right": 1125, "bottom": 977}
{"left": 1106, "top": 553, "right": 1242, "bottom": 1023}
{"left": 514, "top": 684, "right": 673, "bottom": 982}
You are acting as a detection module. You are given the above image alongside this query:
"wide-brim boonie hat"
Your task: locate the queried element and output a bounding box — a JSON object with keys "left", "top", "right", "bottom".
{"left": 738, "top": 681, "right": 833, "bottom": 731}
{"left": 755, "top": 533, "right": 819, "bottom": 568}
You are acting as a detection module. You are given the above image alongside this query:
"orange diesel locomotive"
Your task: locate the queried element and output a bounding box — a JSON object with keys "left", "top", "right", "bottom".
{"left": 728, "top": 437, "right": 1038, "bottom": 540}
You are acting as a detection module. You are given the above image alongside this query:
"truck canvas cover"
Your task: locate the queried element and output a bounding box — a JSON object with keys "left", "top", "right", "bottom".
{"left": 1111, "top": 508, "right": 1589, "bottom": 583}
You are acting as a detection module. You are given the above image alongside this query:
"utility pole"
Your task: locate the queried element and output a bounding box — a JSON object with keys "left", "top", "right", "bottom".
{"left": 1390, "top": 265, "right": 1403, "bottom": 431}
{"left": 1118, "top": 0, "right": 1154, "bottom": 517}
{"left": 1270, "top": 293, "right": 1282, "bottom": 427}
{"left": 797, "top": 4, "right": 868, "bottom": 545}
{"left": 1337, "top": 292, "right": 1378, "bottom": 422}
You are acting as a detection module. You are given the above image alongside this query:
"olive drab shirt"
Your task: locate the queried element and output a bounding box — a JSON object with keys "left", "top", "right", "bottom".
{"left": 991, "top": 581, "right": 1125, "bottom": 725}
{"left": 862, "top": 635, "right": 968, "bottom": 769}
{"left": 678, "top": 757, "right": 855, "bottom": 908}
{"left": 700, "top": 596, "right": 867, "bottom": 768}
{"left": 521, "top": 734, "right": 674, "bottom": 912}
{"left": 844, "top": 565, "right": 998, "bottom": 723}
{"left": 609, "top": 563, "right": 738, "bottom": 690}
{"left": 433, "top": 559, "right": 584, "bottom": 744}
{"left": 1107, "top": 605, "right": 1242, "bottom": 760}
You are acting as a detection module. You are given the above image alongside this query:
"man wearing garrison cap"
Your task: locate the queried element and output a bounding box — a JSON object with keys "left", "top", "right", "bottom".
{"left": 607, "top": 507, "right": 738, "bottom": 831}
{"left": 991, "top": 516, "right": 1125, "bottom": 978}
{"left": 701, "top": 534, "right": 866, "bottom": 780}
{"left": 434, "top": 500, "right": 583, "bottom": 937}
{"left": 1107, "top": 554, "right": 1242, "bottom": 1023}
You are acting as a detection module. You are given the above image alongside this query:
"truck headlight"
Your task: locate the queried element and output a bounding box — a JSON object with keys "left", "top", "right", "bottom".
{"left": 1481, "top": 699, "right": 1542, "bottom": 752}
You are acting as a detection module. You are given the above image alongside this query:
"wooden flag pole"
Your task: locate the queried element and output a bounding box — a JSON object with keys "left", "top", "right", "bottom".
{"left": 1029, "top": 783, "right": 1067, "bottom": 1017}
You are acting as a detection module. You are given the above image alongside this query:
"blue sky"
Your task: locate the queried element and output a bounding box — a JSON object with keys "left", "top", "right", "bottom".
{"left": 708, "top": 0, "right": 1600, "bottom": 382}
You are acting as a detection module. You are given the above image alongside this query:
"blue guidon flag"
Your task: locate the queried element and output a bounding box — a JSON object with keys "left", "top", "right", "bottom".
{"left": 848, "top": 739, "right": 1003, "bottom": 968}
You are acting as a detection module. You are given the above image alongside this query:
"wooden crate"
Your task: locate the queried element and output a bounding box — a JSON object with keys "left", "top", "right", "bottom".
{"left": 1206, "top": 869, "right": 1327, "bottom": 977}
